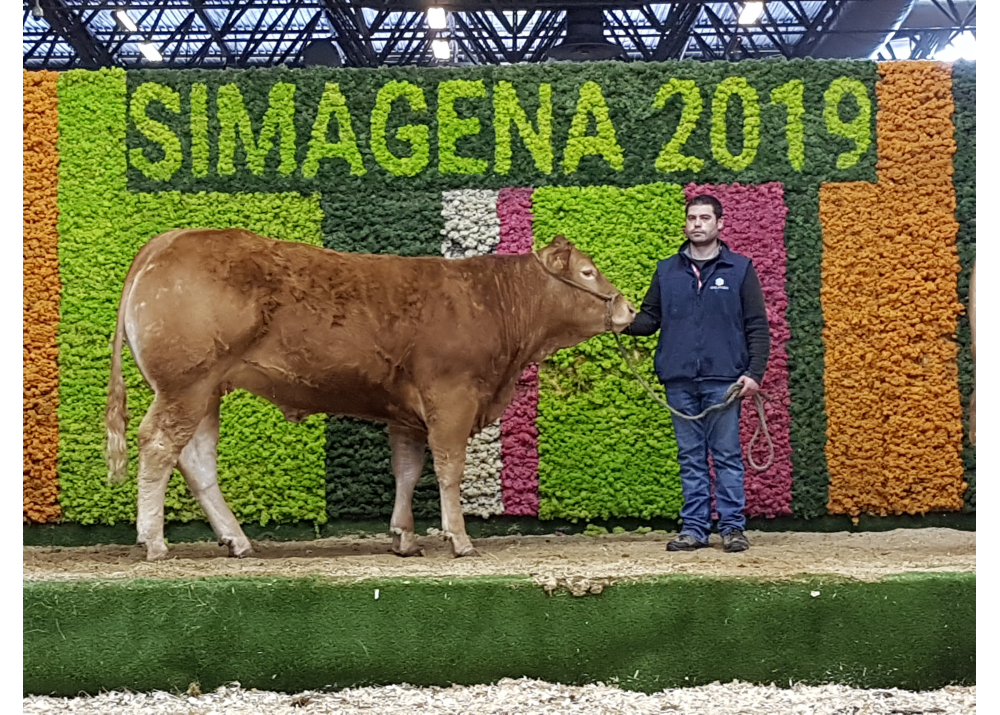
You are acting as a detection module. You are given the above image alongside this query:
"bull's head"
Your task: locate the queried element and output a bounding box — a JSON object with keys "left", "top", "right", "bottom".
{"left": 535, "top": 235, "right": 636, "bottom": 336}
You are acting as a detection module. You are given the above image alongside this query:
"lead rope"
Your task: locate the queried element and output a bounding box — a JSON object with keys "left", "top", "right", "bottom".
{"left": 612, "top": 333, "right": 775, "bottom": 471}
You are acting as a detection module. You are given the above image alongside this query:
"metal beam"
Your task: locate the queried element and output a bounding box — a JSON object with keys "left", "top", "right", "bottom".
{"left": 791, "top": 0, "right": 847, "bottom": 57}
{"left": 321, "top": 0, "right": 376, "bottom": 66}
{"left": 276, "top": 10, "right": 323, "bottom": 65}
{"left": 36, "top": 0, "right": 113, "bottom": 68}
{"left": 23, "top": 0, "right": 975, "bottom": 70}
{"left": 190, "top": 0, "right": 236, "bottom": 65}
{"left": 652, "top": 3, "right": 702, "bottom": 61}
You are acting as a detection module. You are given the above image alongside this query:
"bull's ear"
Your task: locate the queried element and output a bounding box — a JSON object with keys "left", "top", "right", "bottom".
{"left": 538, "top": 235, "right": 574, "bottom": 272}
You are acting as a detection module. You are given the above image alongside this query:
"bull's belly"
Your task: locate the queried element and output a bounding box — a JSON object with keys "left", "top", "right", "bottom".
{"left": 227, "top": 362, "right": 425, "bottom": 431}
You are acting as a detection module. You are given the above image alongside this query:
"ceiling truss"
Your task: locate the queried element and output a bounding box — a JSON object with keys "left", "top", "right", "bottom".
{"left": 23, "top": 0, "right": 976, "bottom": 69}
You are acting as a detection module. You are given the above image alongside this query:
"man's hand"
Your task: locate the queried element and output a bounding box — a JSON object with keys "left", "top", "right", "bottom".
{"left": 737, "top": 375, "right": 760, "bottom": 398}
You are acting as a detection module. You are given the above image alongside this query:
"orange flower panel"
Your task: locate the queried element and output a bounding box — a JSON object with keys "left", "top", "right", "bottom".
{"left": 821, "top": 61, "right": 965, "bottom": 517}
{"left": 821, "top": 182, "right": 964, "bottom": 516}
{"left": 876, "top": 61, "right": 957, "bottom": 189}
{"left": 23, "top": 70, "right": 61, "bottom": 523}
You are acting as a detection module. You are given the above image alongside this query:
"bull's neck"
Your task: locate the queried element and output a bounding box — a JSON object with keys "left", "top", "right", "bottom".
{"left": 500, "top": 254, "right": 594, "bottom": 369}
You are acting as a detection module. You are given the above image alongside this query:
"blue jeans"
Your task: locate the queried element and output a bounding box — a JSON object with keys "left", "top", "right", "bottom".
{"left": 666, "top": 379, "right": 746, "bottom": 543}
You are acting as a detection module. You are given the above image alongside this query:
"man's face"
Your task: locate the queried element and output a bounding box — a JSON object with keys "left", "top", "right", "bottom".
{"left": 684, "top": 204, "right": 723, "bottom": 246}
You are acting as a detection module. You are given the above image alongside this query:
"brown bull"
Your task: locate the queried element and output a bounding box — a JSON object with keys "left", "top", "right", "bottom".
{"left": 104, "top": 229, "right": 635, "bottom": 561}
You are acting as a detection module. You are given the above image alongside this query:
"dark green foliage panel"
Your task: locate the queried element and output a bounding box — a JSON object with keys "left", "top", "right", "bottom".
{"left": 785, "top": 187, "right": 831, "bottom": 518}
{"left": 321, "top": 191, "right": 445, "bottom": 520}
{"left": 951, "top": 61, "right": 975, "bottom": 510}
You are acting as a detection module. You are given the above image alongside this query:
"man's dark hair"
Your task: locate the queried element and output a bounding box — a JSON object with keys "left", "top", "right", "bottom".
{"left": 686, "top": 194, "right": 723, "bottom": 219}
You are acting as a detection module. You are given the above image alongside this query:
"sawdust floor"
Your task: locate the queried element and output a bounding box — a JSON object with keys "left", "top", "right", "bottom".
{"left": 23, "top": 528, "right": 975, "bottom": 590}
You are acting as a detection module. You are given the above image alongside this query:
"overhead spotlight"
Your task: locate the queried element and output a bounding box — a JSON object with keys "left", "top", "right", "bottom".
{"left": 726, "top": 34, "right": 744, "bottom": 60}
{"left": 544, "top": 8, "right": 627, "bottom": 62}
{"left": 427, "top": 7, "right": 448, "bottom": 30}
{"left": 738, "top": 2, "right": 764, "bottom": 26}
{"left": 31, "top": 0, "right": 43, "bottom": 19}
{"left": 431, "top": 38, "right": 451, "bottom": 60}
{"left": 301, "top": 38, "right": 343, "bottom": 67}
{"left": 138, "top": 40, "right": 163, "bottom": 63}
{"left": 115, "top": 8, "right": 139, "bottom": 33}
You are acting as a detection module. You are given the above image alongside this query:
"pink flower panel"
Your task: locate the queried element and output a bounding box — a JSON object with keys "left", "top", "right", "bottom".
{"left": 497, "top": 187, "right": 540, "bottom": 515}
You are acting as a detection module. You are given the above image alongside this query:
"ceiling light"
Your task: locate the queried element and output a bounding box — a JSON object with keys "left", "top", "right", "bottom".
{"left": 933, "top": 31, "right": 976, "bottom": 62}
{"left": 427, "top": 7, "right": 447, "bottom": 30}
{"left": 115, "top": 8, "right": 138, "bottom": 33}
{"left": 31, "top": 0, "right": 43, "bottom": 19}
{"left": 431, "top": 38, "right": 450, "bottom": 60}
{"left": 138, "top": 40, "right": 162, "bottom": 62}
{"left": 738, "top": 2, "right": 764, "bottom": 25}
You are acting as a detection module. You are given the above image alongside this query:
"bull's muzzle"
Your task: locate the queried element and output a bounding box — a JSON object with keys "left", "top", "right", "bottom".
{"left": 609, "top": 295, "right": 637, "bottom": 333}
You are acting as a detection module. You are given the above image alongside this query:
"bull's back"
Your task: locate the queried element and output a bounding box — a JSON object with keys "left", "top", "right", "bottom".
{"left": 123, "top": 228, "right": 521, "bottom": 427}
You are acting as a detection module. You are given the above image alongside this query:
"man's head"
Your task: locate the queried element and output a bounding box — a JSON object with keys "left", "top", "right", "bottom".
{"left": 684, "top": 194, "right": 724, "bottom": 248}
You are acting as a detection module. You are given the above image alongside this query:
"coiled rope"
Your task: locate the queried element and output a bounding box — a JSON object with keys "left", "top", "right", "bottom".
{"left": 612, "top": 333, "right": 774, "bottom": 471}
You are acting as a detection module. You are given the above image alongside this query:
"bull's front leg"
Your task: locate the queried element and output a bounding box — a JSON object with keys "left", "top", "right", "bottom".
{"left": 426, "top": 409, "right": 478, "bottom": 558}
{"left": 388, "top": 428, "right": 427, "bottom": 557}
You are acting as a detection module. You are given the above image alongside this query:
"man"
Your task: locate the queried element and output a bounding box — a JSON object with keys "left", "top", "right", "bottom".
{"left": 626, "top": 194, "right": 770, "bottom": 553}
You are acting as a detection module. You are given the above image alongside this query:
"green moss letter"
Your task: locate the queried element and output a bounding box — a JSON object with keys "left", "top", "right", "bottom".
{"left": 437, "top": 79, "right": 488, "bottom": 175}
{"left": 303, "top": 82, "right": 366, "bottom": 177}
{"left": 370, "top": 81, "right": 430, "bottom": 177}
{"left": 770, "top": 79, "right": 805, "bottom": 171}
{"left": 653, "top": 79, "right": 704, "bottom": 173}
{"left": 824, "top": 77, "right": 872, "bottom": 170}
{"left": 217, "top": 82, "right": 297, "bottom": 177}
{"left": 128, "top": 82, "right": 183, "bottom": 182}
{"left": 190, "top": 83, "right": 209, "bottom": 178}
{"left": 562, "top": 81, "right": 625, "bottom": 174}
{"left": 493, "top": 81, "right": 553, "bottom": 175}
{"left": 711, "top": 76, "right": 761, "bottom": 171}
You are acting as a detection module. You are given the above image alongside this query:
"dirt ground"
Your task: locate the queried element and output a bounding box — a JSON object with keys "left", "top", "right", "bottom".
{"left": 23, "top": 527, "right": 975, "bottom": 591}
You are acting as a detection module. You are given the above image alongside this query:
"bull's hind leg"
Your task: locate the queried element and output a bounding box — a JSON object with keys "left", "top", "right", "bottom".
{"left": 178, "top": 399, "right": 253, "bottom": 558}
{"left": 135, "top": 393, "right": 208, "bottom": 561}
{"left": 426, "top": 401, "right": 479, "bottom": 558}
{"left": 388, "top": 428, "right": 426, "bottom": 557}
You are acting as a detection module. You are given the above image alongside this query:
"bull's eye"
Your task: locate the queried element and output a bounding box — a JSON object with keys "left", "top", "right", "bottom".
{"left": 581, "top": 268, "right": 596, "bottom": 279}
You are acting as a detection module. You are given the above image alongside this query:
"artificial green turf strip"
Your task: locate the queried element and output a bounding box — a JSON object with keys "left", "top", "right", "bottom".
{"left": 24, "top": 573, "right": 973, "bottom": 696}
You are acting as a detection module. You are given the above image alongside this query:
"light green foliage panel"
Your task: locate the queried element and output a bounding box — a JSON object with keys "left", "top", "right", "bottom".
{"left": 532, "top": 184, "right": 686, "bottom": 519}
{"left": 57, "top": 68, "right": 327, "bottom": 525}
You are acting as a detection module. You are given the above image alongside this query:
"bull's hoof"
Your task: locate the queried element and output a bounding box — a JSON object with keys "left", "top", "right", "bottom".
{"left": 144, "top": 542, "right": 169, "bottom": 562}
{"left": 224, "top": 538, "right": 254, "bottom": 558}
{"left": 449, "top": 534, "right": 479, "bottom": 558}
{"left": 391, "top": 530, "right": 425, "bottom": 557}
{"left": 392, "top": 545, "right": 426, "bottom": 558}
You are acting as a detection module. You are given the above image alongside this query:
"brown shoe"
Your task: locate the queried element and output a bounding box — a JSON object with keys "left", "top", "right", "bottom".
{"left": 722, "top": 530, "right": 750, "bottom": 553}
{"left": 666, "top": 533, "right": 709, "bottom": 552}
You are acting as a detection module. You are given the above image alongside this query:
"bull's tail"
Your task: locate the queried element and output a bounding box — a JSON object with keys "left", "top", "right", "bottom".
{"left": 104, "top": 282, "right": 130, "bottom": 485}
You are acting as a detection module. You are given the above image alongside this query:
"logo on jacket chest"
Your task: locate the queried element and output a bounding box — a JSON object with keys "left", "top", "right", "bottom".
{"left": 709, "top": 276, "right": 730, "bottom": 291}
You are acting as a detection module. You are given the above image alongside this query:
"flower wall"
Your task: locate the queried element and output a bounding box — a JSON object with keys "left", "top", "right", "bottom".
{"left": 22, "top": 60, "right": 974, "bottom": 529}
